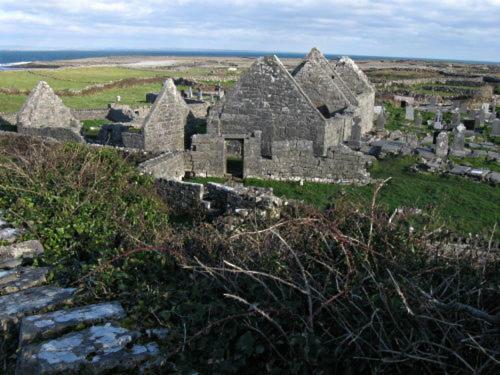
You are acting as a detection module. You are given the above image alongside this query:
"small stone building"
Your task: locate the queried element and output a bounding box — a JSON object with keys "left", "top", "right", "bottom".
{"left": 17, "top": 81, "right": 84, "bottom": 142}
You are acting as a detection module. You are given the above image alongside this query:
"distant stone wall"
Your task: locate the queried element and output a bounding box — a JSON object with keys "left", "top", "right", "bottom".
{"left": 72, "top": 109, "right": 108, "bottom": 121}
{"left": 0, "top": 112, "right": 16, "bottom": 125}
{"left": 139, "top": 152, "right": 185, "bottom": 180}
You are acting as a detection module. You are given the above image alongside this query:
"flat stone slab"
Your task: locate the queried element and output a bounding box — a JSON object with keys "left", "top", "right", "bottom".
{"left": 487, "top": 171, "right": 500, "bottom": 184}
{"left": 0, "top": 267, "right": 48, "bottom": 295}
{"left": 0, "top": 240, "right": 44, "bottom": 269}
{"left": 0, "top": 286, "right": 76, "bottom": 329}
{"left": 17, "top": 323, "right": 160, "bottom": 374}
{"left": 0, "top": 228, "right": 19, "bottom": 243}
{"left": 449, "top": 165, "right": 471, "bottom": 175}
{"left": 467, "top": 168, "right": 490, "bottom": 179}
{"left": 20, "top": 302, "right": 126, "bottom": 346}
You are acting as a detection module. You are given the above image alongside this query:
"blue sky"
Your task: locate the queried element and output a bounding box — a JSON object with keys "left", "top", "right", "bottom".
{"left": 0, "top": 0, "right": 499, "bottom": 62}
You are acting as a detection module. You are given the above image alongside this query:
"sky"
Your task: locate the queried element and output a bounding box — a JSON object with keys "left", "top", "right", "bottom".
{"left": 0, "top": 0, "right": 499, "bottom": 62}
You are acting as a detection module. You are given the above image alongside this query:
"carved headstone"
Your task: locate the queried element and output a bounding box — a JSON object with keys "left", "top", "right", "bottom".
{"left": 435, "top": 132, "right": 449, "bottom": 158}
{"left": 142, "top": 79, "right": 189, "bottom": 153}
{"left": 17, "top": 81, "right": 83, "bottom": 142}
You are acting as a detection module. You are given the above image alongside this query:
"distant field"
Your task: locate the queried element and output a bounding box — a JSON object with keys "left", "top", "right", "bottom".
{"left": 0, "top": 66, "right": 239, "bottom": 112}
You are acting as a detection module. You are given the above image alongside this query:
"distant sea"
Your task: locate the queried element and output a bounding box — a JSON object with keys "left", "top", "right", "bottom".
{"left": 0, "top": 49, "right": 498, "bottom": 70}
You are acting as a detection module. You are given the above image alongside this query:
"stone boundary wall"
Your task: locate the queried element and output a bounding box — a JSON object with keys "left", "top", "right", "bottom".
{"left": 155, "top": 179, "right": 206, "bottom": 216}
{"left": 72, "top": 109, "right": 109, "bottom": 121}
{"left": 139, "top": 152, "right": 185, "bottom": 180}
{"left": 379, "top": 76, "right": 485, "bottom": 88}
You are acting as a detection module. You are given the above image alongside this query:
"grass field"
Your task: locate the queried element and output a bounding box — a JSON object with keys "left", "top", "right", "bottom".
{"left": 0, "top": 66, "right": 239, "bottom": 112}
{"left": 191, "top": 156, "right": 500, "bottom": 238}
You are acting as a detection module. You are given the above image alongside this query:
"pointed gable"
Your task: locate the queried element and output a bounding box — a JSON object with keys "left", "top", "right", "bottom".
{"left": 142, "top": 79, "right": 189, "bottom": 153}
{"left": 208, "top": 55, "right": 330, "bottom": 157}
{"left": 333, "top": 57, "right": 375, "bottom": 95}
{"left": 292, "top": 48, "right": 357, "bottom": 115}
{"left": 17, "top": 81, "right": 83, "bottom": 142}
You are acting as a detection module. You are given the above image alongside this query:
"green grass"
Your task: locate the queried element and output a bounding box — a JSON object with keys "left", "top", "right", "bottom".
{"left": 0, "top": 93, "right": 28, "bottom": 113}
{"left": 81, "top": 119, "right": 109, "bottom": 137}
{"left": 191, "top": 157, "right": 500, "bottom": 238}
{"left": 450, "top": 156, "right": 500, "bottom": 173}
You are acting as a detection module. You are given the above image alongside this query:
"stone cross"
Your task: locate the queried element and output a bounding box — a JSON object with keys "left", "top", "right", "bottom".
{"left": 414, "top": 112, "right": 422, "bottom": 127}
{"left": 492, "top": 119, "right": 500, "bottom": 137}
{"left": 435, "top": 132, "right": 449, "bottom": 158}
{"left": 376, "top": 112, "right": 386, "bottom": 132}
{"left": 187, "top": 87, "right": 193, "bottom": 99}
{"left": 405, "top": 105, "right": 414, "bottom": 121}
{"left": 348, "top": 117, "right": 362, "bottom": 148}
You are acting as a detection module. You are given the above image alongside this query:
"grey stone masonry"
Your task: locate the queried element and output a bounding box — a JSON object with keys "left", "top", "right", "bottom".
{"left": 333, "top": 56, "right": 376, "bottom": 133}
{"left": 292, "top": 48, "right": 354, "bottom": 115}
{"left": 155, "top": 179, "right": 206, "bottom": 216}
{"left": 376, "top": 112, "right": 386, "bottom": 132}
{"left": 405, "top": 105, "right": 414, "bottom": 121}
{"left": 208, "top": 55, "right": 331, "bottom": 157}
{"left": 106, "top": 104, "right": 137, "bottom": 123}
{"left": 143, "top": 79, "right": 189, "bottom": 153}
{"left": 0, "top": 267, "right": 48, "bottom": 295}
{"left": 17, "top": 81, "right": 84, "bottom": 143}
{"left": 139, "top": 151, "right": 185, "bottom": 180}
{"left": 415, "top": 112, "right": 422, "bottom": 127}
{"left": 348, "top": 117, "right": 362, "bottom": 149}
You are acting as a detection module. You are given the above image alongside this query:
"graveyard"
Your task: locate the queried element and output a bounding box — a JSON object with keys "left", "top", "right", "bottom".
{"left": 0, "top": 51, "right": 499, "bottom": 374}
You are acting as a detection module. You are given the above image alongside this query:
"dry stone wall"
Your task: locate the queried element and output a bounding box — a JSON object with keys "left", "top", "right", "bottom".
{"left": 139, "top": 152, "right": 185, "bottom": 180}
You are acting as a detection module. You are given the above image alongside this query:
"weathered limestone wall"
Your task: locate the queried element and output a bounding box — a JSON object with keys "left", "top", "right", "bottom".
{"left": 208, "top": 55, "right": 329, "bottom": 157}
{"left": 122, "top": 132, "right": 144, "bottom": 149}
{"left": 72, "top": 109, "right": 108, "bottom": 121}
{"left": 155, "top": 179, "right": 205, "bottom": 216}
{"left": 142, "top": 79, "right": 189, "bottom": 153}
{"left": 244, "top": 132, "right": 371, "bottom": 184}
{"left": 185, "top": 134, "right": 225, "bottom": 177}
{"left": 139, "top": 152, "right": 185, "bottom": 180}
{"left": 17, "top": 81, "right": 84, "bottom": 143}
{"left": 355, "top": 91, "right": 376, "bottom": 134}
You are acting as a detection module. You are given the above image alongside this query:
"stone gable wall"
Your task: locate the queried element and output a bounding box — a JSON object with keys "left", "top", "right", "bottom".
{"left": 208, "top": 56, "right": 329, "bottom": 157}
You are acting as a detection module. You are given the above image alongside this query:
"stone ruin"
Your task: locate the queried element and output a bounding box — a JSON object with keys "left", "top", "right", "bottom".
{"left": 17, "top": 81, "right": 84, "bottom": 142}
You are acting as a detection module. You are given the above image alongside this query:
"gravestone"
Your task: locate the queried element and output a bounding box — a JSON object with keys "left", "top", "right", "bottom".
{"left": 435, "top": 110, "right": 443, "bottom": 123}
{"left": 17, "top": 81, "right": 84, "bottom": 142}
{"left": 451, "top": 128, "right": 466, "bottom": 156}
{"left": 492, "top": 119, "right": 500, "bottom": 137}
{"left": 435, "top": 132, "right": 449, "bottom": 158}
{"left": 415, "top": 112, "right": 422, "bottom": 127}
{"left": 348, "top": 117, "right": 362, "bottom": 149}
{"left": 434, "top": 121, "right": 443, "bottom": 130}
{"left": 197, "top": 90, "right": 203, "bottom": 101}
{"left": 187, "top": 87, "right": 193, "bottom": 99}
{"left": 376, "top": 112, "right": 385, "bottom": 132}
{"left": 482, "top": 103, "right": 490, "bottom": 113}
{"left": 459, "top": 101, "right": 468, "bottom": 113}
{"left": 405, "top": 105, "right": 414, "bottom": 121}
{"left": 116, "top": 95, "right": 121, "bottom": 103}
{"left": 452, "top": 111, "right": 461, "bottom": 127}
{"left": 430, "top": 96, "right": 437, "bottom": 107}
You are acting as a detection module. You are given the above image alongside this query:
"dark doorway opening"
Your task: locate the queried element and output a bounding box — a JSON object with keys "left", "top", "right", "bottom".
{"left": 225, "top": 139, "right": 244, "bottom": 178}
{"left": 401, "top": 101, "right": 407, "bottom": 108}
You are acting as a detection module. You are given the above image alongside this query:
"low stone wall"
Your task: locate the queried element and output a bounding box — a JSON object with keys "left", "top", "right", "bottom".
{"left": 0, "top": 112, "right": 16, "bottom": 125}
{"left": 139, "top": 152, "right": 185, "bottom": 180}
{"left": 155, "top": 179, "right": 205, "bottom": 216}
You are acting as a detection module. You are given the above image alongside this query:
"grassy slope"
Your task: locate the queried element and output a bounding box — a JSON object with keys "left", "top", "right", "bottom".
{"left": 191, "top": 157, "right": 500, "bottom": 238}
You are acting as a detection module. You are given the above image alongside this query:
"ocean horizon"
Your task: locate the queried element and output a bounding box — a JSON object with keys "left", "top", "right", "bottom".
{"left": 1, "top": 49, "right": 499, "bottom": 69}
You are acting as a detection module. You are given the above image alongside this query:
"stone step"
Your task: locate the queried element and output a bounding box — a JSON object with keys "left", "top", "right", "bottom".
{"left": 19, "top": 302, "right": 126, "bottom": 346}
{"left": 16, "top": 323, "right": 160, "bottom": 375}
{"left": 0, "top": 240, "right": 44, "bottom": 269}
{"left": 0, "top": 286, "right": 76, "bottom": 330}
{"left": 0, "top": 267, "right": 49, "bottom": 295}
